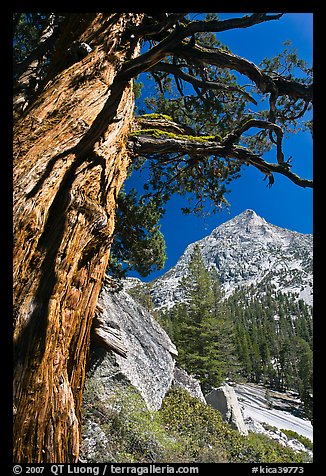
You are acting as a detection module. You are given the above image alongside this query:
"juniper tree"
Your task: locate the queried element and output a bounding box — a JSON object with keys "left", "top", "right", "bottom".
{"left": 13, "top": 13, "right": 312, "bottom": 462}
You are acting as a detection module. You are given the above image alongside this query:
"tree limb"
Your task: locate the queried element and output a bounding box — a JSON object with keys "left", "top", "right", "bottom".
{"left": 221, "top": 118, "right": 284, "bottom": 164}
{"left": 129, "top": 128, "right": 312, "bottom": 189}
{"left": 149, "top": 62, "right": 258, "bottom": 104}
{"left": 173, "top": 42, "right": 312, "bottom": 101}
{"left": 118, "top": 13, "right": 285, "bottom": 81}
{"left": 129, "top": 12, "right": 283, "bottom": 38}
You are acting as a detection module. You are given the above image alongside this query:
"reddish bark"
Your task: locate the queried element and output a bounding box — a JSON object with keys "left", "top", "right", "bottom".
{"left": 13, "top": 13, "right": 143, "bottom": 463}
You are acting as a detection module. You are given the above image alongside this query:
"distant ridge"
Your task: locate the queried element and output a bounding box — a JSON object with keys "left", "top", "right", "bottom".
{"left": 148, "top": 209, "right": 313, "bottom": 309}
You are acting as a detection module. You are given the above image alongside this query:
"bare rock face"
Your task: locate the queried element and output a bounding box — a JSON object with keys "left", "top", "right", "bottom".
{"left": 205, "top": 383, "right": 248, "bottom": 435}
{"left": 87, "top": 280, "right": 178, "bottom": 410}
{"left": 172, "top": 367, "right": 206, "bottom": 403}
{"left": 81, "top": 280, "right": 207, "bottom": 462}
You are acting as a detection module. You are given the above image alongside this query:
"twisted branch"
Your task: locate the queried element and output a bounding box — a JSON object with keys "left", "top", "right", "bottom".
{"left": 221, "top": 119, "right": 284, "bottom": 165}
{"left": 129, "top": 118, "right": 312, "bottom": 189}
{"left": 118, "top": 13, "right": 285, "bottom": 81}
{"left": 149, "top": 62, "right": 257, "bottom": 104}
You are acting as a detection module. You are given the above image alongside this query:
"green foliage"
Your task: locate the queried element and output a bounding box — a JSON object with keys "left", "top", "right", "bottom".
{"left": 82, "top": 383, "right": 170, "bottom": 463}
{"left": 130, "top": 14, "right": 312, "bottom": 217}
{"left": 15, "top": 13, "right": 313, "bottom": 273}
{"left": 159, "top": 388, "right": 310, "bottom": 462}
{"left": 132, "top": 149, "right": 237, "bottom": 218}
{"left": 227, "top": 283, "right": 313, "bottom": 421}
{"left": 127, "top": 282, "right": 156, "bottom": 313}
{"left": 135, "top": 84, "right": 244, "bottom": 216}
{"left": 13, "top": 13, "right": 64, "bottom": 82}
{"left": 109, "top": 387, "right": 172, "bottom": 462}
{"left": 280, "top": 429, "right": 313, "bottom": 452}
{"left": 133, "top": 17, "right": 256, "bottom": 216}
{"left": 243, "top": 431, "right": 309, "bottom": 464}
{"left": 82, "top": 382, "right": 309, "bottom": 463}
{"left": 161, "top": 245, "right": 241, "bottom": 392}
{"left": 109, "top": 188, "right": 167, "bottom": 278}
{"left": 140, "top": 113, "right": 174, "bottom": 121}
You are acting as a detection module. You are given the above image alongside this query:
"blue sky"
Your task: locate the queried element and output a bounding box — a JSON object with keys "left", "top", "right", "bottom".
{"left": 125, "top": 13, "right": 313, "bottom": 282}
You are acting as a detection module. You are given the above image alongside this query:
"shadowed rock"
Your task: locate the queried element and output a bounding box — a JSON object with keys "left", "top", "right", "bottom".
{"left": 205, "top": 383, "right": 248, "bottom": 435}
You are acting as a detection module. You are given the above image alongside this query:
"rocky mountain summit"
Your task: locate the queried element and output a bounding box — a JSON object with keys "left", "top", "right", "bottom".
{"left": 149, "top": 209, "right": 313, "bottom": 309}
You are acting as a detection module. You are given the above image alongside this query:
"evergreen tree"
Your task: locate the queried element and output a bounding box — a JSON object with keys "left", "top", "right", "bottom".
{"left": 163, "top": 245, "right": 239, "bottom": 393}
{"left": 163, "top": 260, "right": 313, "bottom": 418}
{"left": 292, "top": 337, "right": 313, "bottom": 422}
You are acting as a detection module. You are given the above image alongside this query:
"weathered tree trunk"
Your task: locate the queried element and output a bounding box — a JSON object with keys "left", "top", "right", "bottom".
{"left": 13, "top": 14, "right": 59, "bottom": 118}
{"left": 13, "top": 13, "right": 143, "bottom": 463}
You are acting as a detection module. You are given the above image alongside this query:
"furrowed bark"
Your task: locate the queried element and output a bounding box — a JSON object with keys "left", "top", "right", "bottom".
{"left": 13, "top": 13, "right": 144, "bottom": 463}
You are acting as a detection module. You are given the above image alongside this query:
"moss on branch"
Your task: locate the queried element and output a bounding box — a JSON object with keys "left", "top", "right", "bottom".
{"left": 139, "top": 113, "right": 174, "bottom": 121}
{"left": 130, "top": 128, "right": 221, "bottom": 143}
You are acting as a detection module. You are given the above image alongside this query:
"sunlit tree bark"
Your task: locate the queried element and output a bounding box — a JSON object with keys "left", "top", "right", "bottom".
{"left": 13, "top": 13, "right": 143, "bottom": 463}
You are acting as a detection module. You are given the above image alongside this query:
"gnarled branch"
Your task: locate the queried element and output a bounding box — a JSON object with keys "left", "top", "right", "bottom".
{"left": 118, "top": 13, "right": 285, "bottom": 81}
{"left": 149, "top": 62, "right": 257, "bottom": 104}
{"left": 129, "top": 119, "right": 312, "bottom": 189}
{"left": 221, "top": 118, "right": 284, "bottom": 164}
{"left": 172, "top": 42, "right": 312, "bottom": 103}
